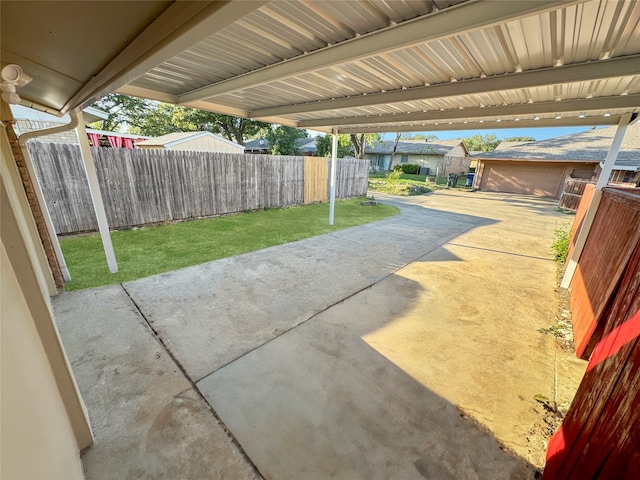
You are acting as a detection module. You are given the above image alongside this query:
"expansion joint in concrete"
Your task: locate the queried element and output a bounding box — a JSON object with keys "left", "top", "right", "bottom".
{"left": 197, "top": 223, "right": 479, "bottom": 384}
{"left": 118, "top": 283, "right": 266, "bottom": 480}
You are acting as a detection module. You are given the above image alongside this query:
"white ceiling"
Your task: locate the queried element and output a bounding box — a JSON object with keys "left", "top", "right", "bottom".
{"left": 2, "top": 0, "right": 639, "bottom": 133}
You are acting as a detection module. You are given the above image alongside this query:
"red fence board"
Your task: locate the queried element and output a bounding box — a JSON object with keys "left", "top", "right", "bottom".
{"left": 570, "top": 188, "right": 640, "bottom": 358}
{"left": 566, "top": 183, "right": 595, "bottom": 264}
{"left": 544, "top": 187, "right": 640, "bottom": 479}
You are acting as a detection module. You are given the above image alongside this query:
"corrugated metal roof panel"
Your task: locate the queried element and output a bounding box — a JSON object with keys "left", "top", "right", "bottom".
{"left": 122, "top": 0, "right": 640, "bottom": 132}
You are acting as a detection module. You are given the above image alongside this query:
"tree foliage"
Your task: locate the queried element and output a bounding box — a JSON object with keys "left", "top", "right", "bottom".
{"left": 315, "top": 134, "right": 353, "bottom": 157}
{"left": 87, "top": 93, "right": 152, "bottom": 132}
{"left": 349, "top": 133, "right": 380, "bottom": 159}
{"left": 462, "top": 134, "right": 501, "bottom": 152}
{"left": 265, "top": 125, "right": 307, "bottom": 155}
{"left": 399, "top": 133, "right": 437, "bottom": 140}
{"left": 502, "top": 136, "right": 535, "bottom": 142}
{"left": 88, "top": 93, "right": 269, "bottom": 145}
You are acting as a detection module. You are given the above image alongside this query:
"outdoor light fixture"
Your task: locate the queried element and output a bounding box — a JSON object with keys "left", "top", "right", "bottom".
{"left": 534, "top": 116, "right": 540, "bottom": 120}
{"left": 555, "top": 115, "right": 562, "bottom": 119}
{"left": 1, "top": 64, "right": 32, "bottom": 104}
{"left": 604, "top": 112, "right": 611, "bottom": 117}
{"left": 496, "top": 119, "right": 501, "bottom": 122}
{"left": 578, "top": 113, "right": 586, "bottom": 118}
{"left": 515, "top": 118, "right": 520, "bottom": 121}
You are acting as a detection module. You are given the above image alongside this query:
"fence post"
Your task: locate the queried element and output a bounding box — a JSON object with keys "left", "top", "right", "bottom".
{"left": 561, "top": 112, "right": 632, "bottom": 288}
{"left": 329, "top": 129, "right": 338, "bottom": 225}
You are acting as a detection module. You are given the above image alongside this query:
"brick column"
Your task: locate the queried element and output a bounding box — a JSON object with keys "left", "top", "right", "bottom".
{"left": 5, "top": 123, "right": 64, "bottom": 289}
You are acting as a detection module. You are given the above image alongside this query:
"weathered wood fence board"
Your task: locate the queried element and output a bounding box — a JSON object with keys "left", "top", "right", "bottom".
{"left": 29, "top": 143, "right": 366, "bottom": 234}
{"left": 328, "top": 157, "right": 369, "bottom": 199}
{"left": 558, "top": 177, "right": 596, "bottom": 211}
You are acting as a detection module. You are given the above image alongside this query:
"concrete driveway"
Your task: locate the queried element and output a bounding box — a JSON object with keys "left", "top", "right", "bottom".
{"left": 52, "top": 190, "right": 586, "bottom": 479}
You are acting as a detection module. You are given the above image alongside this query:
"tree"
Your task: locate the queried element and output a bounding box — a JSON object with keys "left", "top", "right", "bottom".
{"left": 349, "top": 133, "right": 380, "bottom": 159}
{"left": 265, "top": 125, "right": 307, "bottom": 155}
{"left": 399, "top": 133, "right": 437, "bottom": 140}
{"left": 90, "top": 93, "right": 269, "bottom": 145}
{"left": 315, "top": 134, "right": 353, "bottom": 157}
{"left": 131, "top": 103, "right": 269, "bottom": 145}
{"left": 462, "top": 134, "right": 501, "bottom": 152}
{"left": 179, "top": 109, "right": 269, "bottom": 145}
{"left": 502, "top": 136, "right": 535, "bottom": 142}
{"left": 87, "top": 93, "right": 152, "bottom": 132}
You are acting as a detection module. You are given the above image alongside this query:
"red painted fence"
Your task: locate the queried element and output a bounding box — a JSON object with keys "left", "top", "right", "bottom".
{"left": 543, "top": 187, "right": 640, "bottom": 479}
{"left": 569, "top": 188, "right": 640, "bottom": 359}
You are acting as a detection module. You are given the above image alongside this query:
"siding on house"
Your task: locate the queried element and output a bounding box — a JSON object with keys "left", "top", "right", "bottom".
{"left": 136, "top": 132, "right": 244, "bottom": 154}
{"left": 365, "top": 139, "right": 470, "bottom": 175}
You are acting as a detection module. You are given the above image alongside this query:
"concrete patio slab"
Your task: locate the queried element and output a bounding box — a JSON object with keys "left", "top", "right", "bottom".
{"left": 122, "top": 203, "right": 494, "bottom": 381}
{"left": 51, "top": 190, "right": 587, "bottom": 479}
{"left": 52, "top": 286, "right": 259, "bottom": 480}
{"left": 198, "top": 315, "right": 533, "bottom": 480}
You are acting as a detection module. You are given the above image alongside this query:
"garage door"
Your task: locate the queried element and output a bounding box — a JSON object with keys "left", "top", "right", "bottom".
{"left": 480, "top": 162, "right": 566, "bottom": 197}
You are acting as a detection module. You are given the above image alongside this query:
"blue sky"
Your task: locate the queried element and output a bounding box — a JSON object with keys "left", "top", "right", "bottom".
{"left": 380, "top": 126, "right": 592, "bottom": 141}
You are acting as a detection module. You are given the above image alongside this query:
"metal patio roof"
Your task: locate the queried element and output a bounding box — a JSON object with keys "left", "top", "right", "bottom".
{"left": 2, "top": 0, "right": 639, "bottom": 133}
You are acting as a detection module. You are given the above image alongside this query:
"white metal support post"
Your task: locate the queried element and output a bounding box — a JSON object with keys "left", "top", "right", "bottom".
{"left": 561, "top": 112, "right": 633, "bottom": 288}
{"left": 329, "top": 129, "right": 338, "bottom": 225}
{"left": 74, "top": 108, "right": 119, "bottom": 273}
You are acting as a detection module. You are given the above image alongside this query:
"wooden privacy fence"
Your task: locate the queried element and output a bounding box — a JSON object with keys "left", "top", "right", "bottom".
{"left": 29, "top": 143, "right": 369, "bottom": 234}
{"left": 568, "top": 187, "right": 640, "bottom": 359}
{"left": 543, "top": 187, "right": 640, "bottom": 479}
{"left": 558, "top": 177, "right": 596, "bottom": 211}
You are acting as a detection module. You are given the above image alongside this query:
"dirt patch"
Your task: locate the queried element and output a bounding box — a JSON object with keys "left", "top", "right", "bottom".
{"left": 538, "top": 267, "right": 575, "bottom": 352}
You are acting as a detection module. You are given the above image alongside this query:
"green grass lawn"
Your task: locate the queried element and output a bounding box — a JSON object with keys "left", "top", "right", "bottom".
{"left": 368, "top": 172, "right": 472, "bottom": 195}
{"left": 60, "top": 197, "right": 398, "bottom": 291}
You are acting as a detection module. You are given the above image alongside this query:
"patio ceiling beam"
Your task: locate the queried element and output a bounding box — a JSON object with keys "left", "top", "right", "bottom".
{"left": 117, "top": 85, "right": 330, "bottom": 132}
{"left": 336, "top": 116, "right": 624, "bottom": 134}
{"left": 61, "top": 1, "right": 267, "bottom": 114}
{"left": 299, "top": 95, "right": 640, "bottom": 128}
{"left": 250, "top": 55, "right": 640, "bottom": 118}
{"left": 178, "top": 0, "right": 579, "bottom": 103}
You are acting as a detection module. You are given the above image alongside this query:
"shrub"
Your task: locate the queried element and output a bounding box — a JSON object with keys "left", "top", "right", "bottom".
{"left": 400, "top": 164, "right": 420, "bottom": 174}
{"left": 552, "top": 223, "right": 571, "bottom": 263}
{"left": 387, "top": 169, "right": 402, "bottom": 181}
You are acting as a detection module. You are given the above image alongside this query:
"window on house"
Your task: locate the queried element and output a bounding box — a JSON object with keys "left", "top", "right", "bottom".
{"left": 401, "top": 155, "right": 408, "bottom": 163}
{"left": 370, "top": 155, "right": 392, "bottom": 171}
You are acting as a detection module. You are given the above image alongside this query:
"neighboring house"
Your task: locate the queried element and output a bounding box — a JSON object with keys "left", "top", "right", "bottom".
{"left": 243, "top": 136, "right": 318, "bottom": 155}
{"left": 12, "top": 104, "right": 148, "bottom": 148}
{"left": 244, "top": 137, "right": 270, "bottom": 154}
{"left": 474, "top": 124, "right": 640, "bottom": 198}
{"left": 296, "top": 137, "right": 318, "bottom": 156}
{"left": 136, "top": 131, "right": 244, "bottom": 154}
{"left": 365, "top": 139, "right": 470, "bottom": 175}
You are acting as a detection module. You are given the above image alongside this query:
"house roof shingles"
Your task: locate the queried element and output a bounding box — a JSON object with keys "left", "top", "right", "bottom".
{"left": 366, "top": 139, "right": 465, "bottom": 155}
{"left": 478, "top": 124, "right": 640, "bottom": 169}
